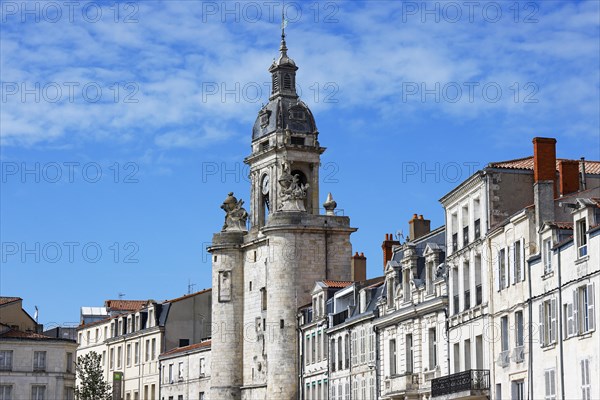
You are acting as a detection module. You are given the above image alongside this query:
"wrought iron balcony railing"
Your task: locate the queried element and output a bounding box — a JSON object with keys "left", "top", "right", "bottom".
{"left": 431, "top": 369, "right": 490, "bottom": 397}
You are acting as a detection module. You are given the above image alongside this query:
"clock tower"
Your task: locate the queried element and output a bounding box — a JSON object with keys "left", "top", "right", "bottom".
{"left": 209, "top": 25, "right": 357, "bottom": 400}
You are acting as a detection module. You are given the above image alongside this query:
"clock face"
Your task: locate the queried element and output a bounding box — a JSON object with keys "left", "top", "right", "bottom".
{"left": 261, "top": 175, "right": 270, "bottom": 195}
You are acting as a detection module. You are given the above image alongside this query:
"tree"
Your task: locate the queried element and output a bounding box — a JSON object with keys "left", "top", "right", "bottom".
{"left": 75, "top": 351, "right": 112, "bottom": 400}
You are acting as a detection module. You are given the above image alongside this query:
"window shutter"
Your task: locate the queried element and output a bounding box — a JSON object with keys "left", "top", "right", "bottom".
{"left": 539, "top": 303, "right": 545, "bottom": 346}
{"left": 505, "top": 249, "right": 510, "bottom": 289}
{"left": 369, "top": 333, "right": 375, "bottom": 362}
{"left": 550, "top": 298, "right": 557, "bottom": 343}
{"left": 567, "top": 303, "right": 574, "bottom": 337}
{"left": 511, "top": 245, "right": 516, "bottom": 285}
{"left": 545, "top": 370, "right": 551, "bottom": 397}
{"left": 495, "top": 253, "right": 501, "bottom": 292}
{"left": 551, "top": 369, "right": 556, "bottom": 396}
{"left": 351, "top": 331, "right": 357, "bottom": 366}
{"left": 573, "top": 289, "right": 580, "bottom": 335}
{"left": 520, "top": 239, "right": 526, "bottom": 282}
{"left": 587, "top": 283, "right": 595, "bottom": 331}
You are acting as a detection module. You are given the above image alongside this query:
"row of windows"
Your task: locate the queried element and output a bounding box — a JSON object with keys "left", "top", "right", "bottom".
{"left": 329, "top": 329, "right": 375, "bottom": 372}
{"left": 104, "top": 338, "right": 157, "bottom": 370}
{"left": 0, "top": 385, "right": 73, "bottom": 400}
{"left": 303, "top": 379, "right": 327, "bottom": 400}
{"left": 0, "top": 351, "right": 72, "bottom": 373}
{"left": 497, "top": 239, "right": 526, "bottom": 291}
{"left": 451, "top": 255, "right": 483, "bottom": 314}
{"left": 497, "top": 311, "right": 525, "bottom": 367}
{"left": 450, "top": 198, "right": 482, "bottom": 253}
{"left": 540, "top": 283, "right": 595, "bottom": 347}
{"left": 79, "top": 309, "right": 155, "bottom": 345}
{"left": 162, "top": 357, "right": 207, "bottom": 384}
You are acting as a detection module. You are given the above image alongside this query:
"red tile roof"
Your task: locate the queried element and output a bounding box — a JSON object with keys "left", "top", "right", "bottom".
{"left": 160, "top": 340, "right": 211, "bottom": 357}
{"left": 104, "top": 300, "right": 147, "bottom": 311}
{"left": 0, "top": 329, "right": 51, "bottom": 340}
{"left": 322, "top": 280, "right": 354, "bottom": 288}
{"left": 548, "top": 222, "right": 574, "bottom": 230}
{"left": 0, "top": 297, "right": 21, "bottom": 306}
{"left": 489, "top": 157, "right": 600, "bottom": 174}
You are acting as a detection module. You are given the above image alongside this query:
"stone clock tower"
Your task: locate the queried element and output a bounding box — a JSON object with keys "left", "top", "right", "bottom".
{"left": 208, "top": 27, "right": 357, "bottom": 400}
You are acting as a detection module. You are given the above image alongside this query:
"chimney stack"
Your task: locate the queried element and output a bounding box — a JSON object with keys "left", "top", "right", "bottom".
{"left": 533, "top": 137, "right": 557, "bottom": 227}
{"left": 558, "top": 159, "right": 579, "bottom": 196}
{"left": 409, "top": 214, "right": 431, "bottom": 241}
{"left": 351, "top": 252, "right": 367, "bottom": 282}
{"left": 381, "top": 233, "right": 400, "bottom": 273}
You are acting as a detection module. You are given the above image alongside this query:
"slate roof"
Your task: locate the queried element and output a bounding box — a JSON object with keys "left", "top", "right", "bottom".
{"left": 489, "top": 157, "right": 600, "bottom": 174}
{"left": 0, "top": 328, "right": 75, "bottom": 343}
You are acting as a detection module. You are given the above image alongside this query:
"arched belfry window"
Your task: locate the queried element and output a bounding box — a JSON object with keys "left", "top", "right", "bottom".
{"left": 283, "top": 73, "right": 292, "bottom": 89}
{"left": 272, "top": 74, "right": 279, "bottom": 93}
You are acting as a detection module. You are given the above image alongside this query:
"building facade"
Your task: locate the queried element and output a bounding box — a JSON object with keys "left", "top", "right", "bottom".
{"left": 76, "top": 290, "right": 211, "bottom": 400}
{"left": 159, "top": 341, "right": 211, "bottom": 400}
{"left": 0, "top": 297, "right": 77, "bottom": 400}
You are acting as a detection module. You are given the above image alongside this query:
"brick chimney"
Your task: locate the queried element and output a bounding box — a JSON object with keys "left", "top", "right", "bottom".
{"left": 409, "top": 214, "right": 431, "bottom": 241}
{"left": 351, "top": 252, "right": 367, "bottom": 282}
{"left": 533, "top": 137, "right": 556, "bottom": 227}
{"left": 558, "top": 159, "right": 579, "bottom": 196}
{"left": 381, "top": 233, "right": 399, "bottom": 273}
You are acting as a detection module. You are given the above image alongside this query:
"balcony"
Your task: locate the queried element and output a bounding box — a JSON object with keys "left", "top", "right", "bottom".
{"left": 496, "top": 350, "right": 510, "bottom": 367}
{"left": 431, "top": 369, "right": 490, "bottom": 398}
{"left": 384, "top": 373, "right": 420, "bottom": 396}
{"left": 512, "top": 346, "right": 524, "bottom": 363}
{"left": 331, "top": 309, "right": 348, "bottom": 327}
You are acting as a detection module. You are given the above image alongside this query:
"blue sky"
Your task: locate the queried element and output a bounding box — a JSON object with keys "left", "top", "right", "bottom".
{"left": 1, "top": 0, "right": 599, "bottom": 326}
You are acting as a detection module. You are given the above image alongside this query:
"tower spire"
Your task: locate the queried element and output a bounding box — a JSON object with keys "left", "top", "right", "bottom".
{"left": 280, "top": 7, "right": 287, "bottom": 56}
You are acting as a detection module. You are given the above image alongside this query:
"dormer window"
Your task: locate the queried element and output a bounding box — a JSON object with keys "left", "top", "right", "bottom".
{"left": 576, "top": 218, "right": 588, "bottom": 258}
{"left": 259, "top": 110, "right": 271, "bottom": 128}
{"left": 290, "top": 109, "right": 305, "bottom": 120}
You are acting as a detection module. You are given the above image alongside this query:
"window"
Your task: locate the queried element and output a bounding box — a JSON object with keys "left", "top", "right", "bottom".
{"left": 291, "top": 136, "right": 304, "bottom": 146}
{"left": 512, "top": 380, "right": 525, "bottom": 400}
{"left": 178, "top": 362, "right": 184, "bottom": 380}
{"left": 452, "top": 267, "right": 460, "bottom": 314}
{"left": 575, "top": 283, "right": 596, "bottom": 334}
{"left": 134, "top": 342, "right": 139, "bottom": 364}
{"left": 126, "top": 344, "right": 131, "bottom": 366}
{"left": 31, "top": 386, "right": 45, "bottom": 400}
{"left": 199, "top": 392, "right": 205, "bottom": 400}
{"left": 0, "top": 385, "right": 12, "bottom": 400}
{"left": 544, "top": 239, "right": 552, "bottom": 274}
{"left": 116, "top": 346, "right": 122, "bottom": 369}
{"left": 102, "top": 350, "right": 106, "bottom": 367}
{"left": 499, "top": 316, "right": 509, "bottom": 367}
{"left": 316, "top": 331, "right": 321, "bottom": 361}
{"left": 110, "top": 348, "right": 114, "bottom": 369}
{"left": 95, "top": 328, "right": 99, "bottom": 342}
{"left": 474, "top": 218, "right": 481, "bottom": 239}
{"left": 544, "top": 369, "right": 556, "bottom": 400}
{"left": 168, "top": 364, "right": 173, "bottom": 383}
{"left": 152, "top": 338, "right": 156, "bottom": 360}
{"left": 33, "top": 351, "right": 46, "bottom": 371}
{"left": 475, "top": 335, "right": 483, "bottom": 369}
{"left": 499, "top": 248, "right": 507, "bottom": 290}
{"left": 145, "top": 340, "right": 150, "bottom": 362}
{"left": 337, "top": 338, "right": 342, "bottom": 370}
{"left": 429, "top": 328, "right": 437, "bottom": 369}
{"left": 344, "top": 334, "right": 349, "bottom": 369}
{"left": 539, "top": 299, "right": 557, "bottom": 346}
{"left": 475, "top": 254, "right": 483, "bottom": 305}
{"left": 581, "top": 359, "right": 591, "bottom": 400}
{"left": 463, "top": 261, "right": 470, "bottom": 310}
{"left": 514, "top": 240, "right": 523, "bottom": 283}
{"left": 330, "top": 339, "right": 336, "bottom": 372}
{"left": 514, "top": 311, "right": 524, "bottom": 363}
{"left": 464, "top": 339, "right": 471, "bottom": 370}
{"left": 351, "top": 331, "right": 357, "bottom": 366}
{"left": 261, "top": 288, "right": 267, "bottom": 311}
{"left": 135, "top": 315, "right": 140, "bottom": 331}
{"left": 199, "top": 358, "right": 206, "bottom": 376}
{"left": 576, "top": 218, "right": 588, "bottom": 257}
{"left": 148, "top": 309, "right": 154, "bottom": 327}
{"left": 283, "top": 73, "right": 292, "bottom": 89}
{"left": 67, "top": 352, "right": 73, "bottom": 373}
{"left": 389, "top": 339, "right": 397, "bottom": 376}
{"left": 87, "top": 331, "right": 90, "bottom": 344}
{"left": 305, "top": 335, "right": 311, "bottom": 366}
{"left": 104, "top": 326, "right": 108, "bottom": 340}
{"left": 453, "top": 343, "right": 460, "bottom": 373}
{"left": 406, "top": 334, "right": 413, "bottom": 373}
{"left": 0, "top": 351, "right": 12, "bottom": 371}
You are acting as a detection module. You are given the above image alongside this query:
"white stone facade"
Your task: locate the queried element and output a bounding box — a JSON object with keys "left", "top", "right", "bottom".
{"left": 159, "top": 341, "right": 211, "bottom": 400}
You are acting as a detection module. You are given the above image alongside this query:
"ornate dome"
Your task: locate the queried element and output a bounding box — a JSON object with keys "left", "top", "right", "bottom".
{"left": 252, "top": 97, "right": 317, "bottom": 141}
